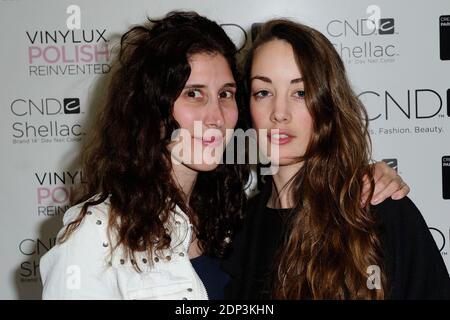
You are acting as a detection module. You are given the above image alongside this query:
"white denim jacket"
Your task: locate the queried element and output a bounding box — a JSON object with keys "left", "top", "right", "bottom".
{"left": 40, "top": 198, "right": 208, "bottom": 300}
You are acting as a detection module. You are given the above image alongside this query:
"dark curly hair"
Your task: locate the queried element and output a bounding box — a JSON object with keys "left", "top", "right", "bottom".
{"left": 59, "top": 11, "right": 249, "bottom": 266}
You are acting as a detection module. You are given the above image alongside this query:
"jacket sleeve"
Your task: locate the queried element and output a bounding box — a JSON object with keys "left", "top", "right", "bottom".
{"left": 40, "top": 206, "right": 121, "bottom": 299}
{"left": 374, "top": 197, "right": 450, "bottom": 299}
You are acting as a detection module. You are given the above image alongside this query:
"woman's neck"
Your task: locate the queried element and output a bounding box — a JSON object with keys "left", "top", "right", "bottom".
{"left": 171, "top": 162, "right": 202, "bottom": 259}
{"left": 269, "top": 162, "right": 303, "bottom": 209}
{"left": 171, "top": 162, "right": 198, "bottom": 204}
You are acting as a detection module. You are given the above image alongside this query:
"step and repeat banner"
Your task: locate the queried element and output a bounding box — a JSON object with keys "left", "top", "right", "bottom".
{"left": 0, "top": 0, "right": 449, "bottom": 299}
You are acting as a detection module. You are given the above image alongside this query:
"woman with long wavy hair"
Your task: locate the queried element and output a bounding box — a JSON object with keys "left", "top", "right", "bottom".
{"left": 224, "top": 19, "right": 450, "bottom": 299}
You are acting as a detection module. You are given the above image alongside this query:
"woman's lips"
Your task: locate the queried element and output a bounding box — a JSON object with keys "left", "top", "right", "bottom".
{"left": 267, "top": 130, "right": 295, "bottom": 145}
{"left": 195, "top": 136, "right": 224, "bottom": 147}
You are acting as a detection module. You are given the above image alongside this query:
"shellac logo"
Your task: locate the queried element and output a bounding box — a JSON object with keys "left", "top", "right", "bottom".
{"left": 9, "top": 97, "right": 85, "bottom": 144}
{"left": 325, "top": 6, "right": 399, "bottom": 65}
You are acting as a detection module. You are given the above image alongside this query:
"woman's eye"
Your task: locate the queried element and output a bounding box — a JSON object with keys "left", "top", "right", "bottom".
{"left": 294, "top": 90, "right": 305, "bottom": 99}
{"left": 186, "top": 89, "right": 202, "bottom": 98}
{"left": 219, "top": 90, "right": 234, "bottom": 99}
{"left": 253, "top": 90, "right": 271, "bottom": 98}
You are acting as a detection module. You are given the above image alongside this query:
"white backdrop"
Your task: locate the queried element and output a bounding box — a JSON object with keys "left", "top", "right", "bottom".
{"left": 0, "top": 0, "right": 449, "bottom": 299}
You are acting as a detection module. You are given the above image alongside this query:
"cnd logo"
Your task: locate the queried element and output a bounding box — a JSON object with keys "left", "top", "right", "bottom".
{"left": 220, "top": 24, "right": 247, "bottom": 52}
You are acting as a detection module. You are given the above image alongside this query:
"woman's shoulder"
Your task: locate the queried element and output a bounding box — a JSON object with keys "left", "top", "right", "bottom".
{"left": 40, "top": 196, "right": 127, "bottom": 299}
{"left": 370, "top": 196, "right": 436, "bottom": 247}
{"left": 44, "top": 196, "right": 113, "bottom": 256}
{"left": 55, "top": 196, "right": 112, "bottom": 241}
{"left": 41, "top": 196, "right": 114, "bottom": 270}
{"left": 371, "top": 197, "right": 450, "bottom": 298}
{"left": 62, "top": 196, "right": 111, "bottom": 226}
{"left": 370, "top": 196, "right": 426, "bottom": 231}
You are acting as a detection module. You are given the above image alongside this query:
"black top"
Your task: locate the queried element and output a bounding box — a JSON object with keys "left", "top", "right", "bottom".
{"left": 223, "top": 179, "right": 450, "bottom": 299}
{"left": 191, "top": 255, "right": 230, "bottom": 300}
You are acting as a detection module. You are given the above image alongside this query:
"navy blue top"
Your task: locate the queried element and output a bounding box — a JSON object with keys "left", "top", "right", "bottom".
{"left": 190, "top": 255, "right": 230, "bottom": 300}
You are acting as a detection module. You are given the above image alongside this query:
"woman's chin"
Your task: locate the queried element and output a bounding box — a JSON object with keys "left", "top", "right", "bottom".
{"left": 184, "top": 162, "right": 221, "bottom": 172}
{"left": 270, "top": 156, "right": 302, "bottom": 168}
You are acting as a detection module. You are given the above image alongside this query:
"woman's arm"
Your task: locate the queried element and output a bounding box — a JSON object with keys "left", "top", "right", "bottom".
{"left": 372, "top": 197, "right": 450, "bottom": 299}
{"left": 40, "top": 207, "right": 120, "bottom": 299}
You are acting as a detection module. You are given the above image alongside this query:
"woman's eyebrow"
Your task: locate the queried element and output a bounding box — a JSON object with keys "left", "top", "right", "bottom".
{"left": 250, "top": 76, "right": 303, "bottom": 84}
{"left": 222, "top": 82, "right": 237, "bottom": 88}
{"left": 184, "top": 84, "right": 206, "bottom": 89}
{"left": 184, "top": 83, "right": 236, "bottom": 89}
{"left": 251, "top": 75, "right": 271, "bottom": 83}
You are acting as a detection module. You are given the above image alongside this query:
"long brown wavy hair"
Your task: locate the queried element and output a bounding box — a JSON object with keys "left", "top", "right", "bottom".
{"left": 245, "top": 20, "right": 386, "bottom": 299}
{"left": 59, "top": 11, "right": 249, "bottom": 266}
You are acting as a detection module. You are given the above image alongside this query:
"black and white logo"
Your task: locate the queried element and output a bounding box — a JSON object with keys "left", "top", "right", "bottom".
{"left": 443, "top": 156, "right": 450, "bottom": 200}
{"left": 382, "top": 158, "right": 398, "bottom": 172}
{"left": 440, "top": 15, "right": 450, "bottom": 60}
{"left": 378, "top": 18, "right": 395, "bottom": 35}
{"left": 63, "top": 98, "right": 80, "bottom": 114}
{"left": 429, "top": 227, "right": 447, "bottom": 254}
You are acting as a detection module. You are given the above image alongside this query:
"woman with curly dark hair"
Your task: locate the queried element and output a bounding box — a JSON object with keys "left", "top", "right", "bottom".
{"left": 39, "top": 11, "right": 249, "bottom": 300}
{"left": 224, "top": 19, "right": 450, "bottom": 300}
{"left": 40, "top": 11, "right": 409, "bottom": 300}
